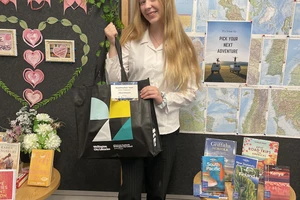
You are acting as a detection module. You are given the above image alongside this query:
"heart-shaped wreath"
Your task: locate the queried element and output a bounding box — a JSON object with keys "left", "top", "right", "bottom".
{"left": 0, "top": 15, "right": 90, "bottom": 109}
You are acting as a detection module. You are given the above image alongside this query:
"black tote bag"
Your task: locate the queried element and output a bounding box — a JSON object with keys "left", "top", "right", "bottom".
{"left": 72, "top": 39, "right": 162, "bottom": 158}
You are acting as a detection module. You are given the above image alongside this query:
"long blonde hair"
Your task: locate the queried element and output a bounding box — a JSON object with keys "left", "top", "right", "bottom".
{"left": 120, "top": 0, "right": 201, "bottom": 91}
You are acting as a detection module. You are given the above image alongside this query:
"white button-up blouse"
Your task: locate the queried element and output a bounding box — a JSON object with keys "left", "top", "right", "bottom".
{"left": 105, "top": 29, "right": 198, "bottom": 135}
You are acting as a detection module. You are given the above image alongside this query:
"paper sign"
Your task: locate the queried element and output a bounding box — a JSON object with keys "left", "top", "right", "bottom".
{"left": 111, "top": 82, "right": 138, "bottom": 101}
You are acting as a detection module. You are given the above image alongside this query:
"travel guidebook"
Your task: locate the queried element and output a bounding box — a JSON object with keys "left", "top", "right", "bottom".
{"left": 233, "top": 165, "right": 259, "bottom": 200}
{"left": 241, "top": 137, "right": 279, "bottom": 182}
{"left": 204, "top": 138, "right": 237, "bottom": 181}
{"left": 232, "top": 155, "right": 258, "bottom": 186}
{"left": 202, "top": 156, "right": 225, "bottom": 193}
{"left": 264, "top": 165, "right": 290, "bottom": 200}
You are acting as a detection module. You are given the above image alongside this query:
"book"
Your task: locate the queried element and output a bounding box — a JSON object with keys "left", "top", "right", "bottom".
{"left": 0, "top": 169, "right": 17, "bottom": 200}
{"left": 193, "top": 171, "right": 228, "bottom": 199}
{"left": 0, "top": 142, "right": 21, "bottom": 174}
{"left": 27, "top": 149, "right": 54, "bottom": 187}
{"left": 202, "top": 156, "right": 225, "bottom": 193}
{"left": 16, "top": 171, "right": 29, "bottom": 189}
{"left": 204, "top": 138, "right": 237, "bottom": 181}
{"left": 264, "top": 165, "right": 290, "bottom": 200}
{"left": 232, "top": 155, "right": 258, "bottom": 186}
{"left": 241, "top": 137, "right": 279, "bottom": 182}
{"left": 232, "top": 165, "right": 259, "bottom": 200}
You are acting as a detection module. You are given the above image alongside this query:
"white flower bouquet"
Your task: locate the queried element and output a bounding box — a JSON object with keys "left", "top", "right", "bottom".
{"left": 4, "top": 106, "right": 63, "bottom": 154}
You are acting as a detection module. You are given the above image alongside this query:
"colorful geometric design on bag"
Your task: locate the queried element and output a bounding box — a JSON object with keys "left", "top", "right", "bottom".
{"left": 112, "top": 118, "right": 133, "bottom": 141}
{"left": 90, "top": 97, "right": 109, "bottom": 120}
{"left": 92, "top": 120, "right": 111, "bottom": 142}
{"left": 109, "top": 100, "right": 131, "bottom": 118}
{"left": 92, "top": 118, "right": 133, "bottom": 142}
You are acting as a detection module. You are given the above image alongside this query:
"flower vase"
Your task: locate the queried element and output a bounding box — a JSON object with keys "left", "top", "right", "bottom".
{"left": 20, "top": 151, "right": 31, "bottom": 163}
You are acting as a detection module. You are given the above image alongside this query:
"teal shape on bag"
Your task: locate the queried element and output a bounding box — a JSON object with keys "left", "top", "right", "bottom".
{"left": 113, "top": 118, "right": 133, "bottom": 141}
{"left": 90, "top": 97, "right": 109, "bottom": 120}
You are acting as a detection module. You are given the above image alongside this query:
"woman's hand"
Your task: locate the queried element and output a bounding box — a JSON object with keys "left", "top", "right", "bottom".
{"left": 140, "top": 86, "right": 163, "bottom": 105}
{"left": 104, "top": 22, "right": 118, "bottom": 46}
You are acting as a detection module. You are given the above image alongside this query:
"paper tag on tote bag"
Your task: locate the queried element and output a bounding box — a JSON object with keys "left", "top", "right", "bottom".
{"left": 110, "top": 82, "right": 138, "bottom": 101}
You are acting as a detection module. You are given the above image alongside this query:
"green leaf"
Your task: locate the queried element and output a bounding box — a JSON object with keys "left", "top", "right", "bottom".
{"left": 38, "top": 22, "right": 47, "bottom": 30}
{"left": 79, "top": 33, "right": 88, "bottom": 43}
{"left": 72, "top": 24, "right": 82, "bottom": 34}
{"left": 96, "top": 2, "right": 102, "bottom": 8}
{"left": 7, "top": 16, "right": 18, "bottom": 23}
{"left": 19, "top": 20, "right": 28, "bottom": 29}
{"left": 83, "top": 44, "right": 90, "bottom": 55}
{"left": 96, "top": 50, "right": 101, "bottom": 57}
{"left": 0, "top": 15, "right": 7, "bottom": 22}
{"left": 61, "top": 19, "right": 72, "bottom": 26}
{"left": 89, "top": 0, "right": 95, "bottom": 4}
{"left": 47, "top": 17, "right": 58, "bottom": 24}
{"left": 81, "top": 55, "right": 88, "bottom": 66}
{"left": 103, "top": 5, "right": 110, "bottom": 13}
{"left": 100, "top": 0, "right": 105, "bottom": 3}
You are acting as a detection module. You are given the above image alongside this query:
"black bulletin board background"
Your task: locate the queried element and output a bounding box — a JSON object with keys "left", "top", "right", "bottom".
{"left": 1, "top": 2, "right": 300, "bottom": 198}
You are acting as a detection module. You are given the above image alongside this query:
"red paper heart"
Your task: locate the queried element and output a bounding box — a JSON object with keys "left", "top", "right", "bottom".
{"left": 23, "top": 50, "right": 44, "bottom": 68}
{"left": 23, "top": 29, "right": 43, "bottom": 48}
{"left": 23, "top": 89, "right": 43, "bottom": 107}
{"left": 23, "top": 68, "right": 44, "bottom": 88}
{"left": 52, "top": 44, "right": 68, "bottom": 58}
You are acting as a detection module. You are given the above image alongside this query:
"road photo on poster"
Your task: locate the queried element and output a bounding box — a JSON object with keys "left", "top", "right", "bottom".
{"left": 204, "top": 21, "right": 252, "bottom": 83}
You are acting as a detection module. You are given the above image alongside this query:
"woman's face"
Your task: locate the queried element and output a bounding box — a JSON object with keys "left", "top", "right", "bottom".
{"left": 139, "top": 0, "right": 163, "bottom": 26}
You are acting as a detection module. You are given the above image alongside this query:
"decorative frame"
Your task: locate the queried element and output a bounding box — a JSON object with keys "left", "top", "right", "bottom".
{"left": 45, "top": 39, "right": 75, "bottom": 63}
{"left": 0, "top": 29, "right": 17, "bottom": 56}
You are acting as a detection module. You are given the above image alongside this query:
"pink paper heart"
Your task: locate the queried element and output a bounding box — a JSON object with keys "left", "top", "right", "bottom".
{"left": 22, "top": 29, "right": 43, "bottom": 48}
{"left": 34, "top": 0, "right": 43, "bottom": 4}
{"left": 23, "top": 68, "right": 44, "bottom": 88}
{"left": 1, "top": 0, "right": 10, "bottom": 5}
{"left": 65, "top": 0, "right": 79, "bottom": 9}
{"left": 23, "top": 89, "right": 43, "bottom": 107}
{"left": 23, "top": 50, "right": 44, "bottom": 68}
{"left": 53, "top": 44, "right": 68, "bottom": 58}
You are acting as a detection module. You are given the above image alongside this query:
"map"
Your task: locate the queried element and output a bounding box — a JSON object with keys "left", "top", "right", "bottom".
{"left": 260, "top": 39, "right": 286, "bottom": 85}
{"left": 196, "top": 0, "right": 248, "bottom": 33}
{"left": 283, "top": 39, "right": 300, "bottom": 86}
{"left": 190, "top": 36, "right": 205, "bottom": 80}
{"left": 179, "top": 88, "right": 206, "bottom": 133}
{"left": 206, "top": 87, "right": 239, "bottom": 133}
{"left": 238, "top": 88, "right": 268, "bottom": 134}
{"left": 175, "top": 0, "right": 194, "bottom": 32}
{"left": 292, "top": 3, "right": 300, "bottom": 35}
{"left": 266, "top": 89, "right": 300, "bottom": 137}
{"left": 247, "top": 38, "right": 263, "bottom": 85}
{"left": 249, "top": 0, "right": 293, "bottom": 35}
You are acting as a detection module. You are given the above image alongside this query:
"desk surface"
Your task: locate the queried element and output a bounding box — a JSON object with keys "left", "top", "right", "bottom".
{"left": 194, "top": 171, "right": 296, "bottom": 200}
{"left": 16, "top": 168, "right": 60, "bottom": 200}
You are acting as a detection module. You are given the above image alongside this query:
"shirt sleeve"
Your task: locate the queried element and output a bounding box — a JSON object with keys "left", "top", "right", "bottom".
{"left": 105, "top": 42, "right": 130, "bottom": 83}
{"left": 162, "top": 77, "right": 199, "bottom": 114}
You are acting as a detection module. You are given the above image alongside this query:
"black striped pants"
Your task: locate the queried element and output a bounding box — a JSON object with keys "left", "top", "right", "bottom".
{"left": 118, "top": 129, "right": 179, "bottom": 200}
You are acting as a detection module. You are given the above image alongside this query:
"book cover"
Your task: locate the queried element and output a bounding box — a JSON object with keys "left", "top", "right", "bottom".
{"left": 27, "top": 149, "right": 54, "bottom": 187}
{"left": 16, "top": 171, "right": 29, "bottom": 189}
{"left": 0, "top": 142, "right": 20, "bottom": 174}
{"left": 232, "top": 165, "right": 259, "bottom": 200}
{"left": 241, "top": 137, "right": 279, "bottom": 182}
{"left": 232, "top": 155, "right": 258, "bottom": 186}
{"left": 202, "top": 156, "right": 225, "bottom": 193}
{"left": 264, "top": 165, "right": 290, "bottom": 200}
{"left": 204, "top": 138, "right": 237, "bottom": 182}
{"left": 0, "top": 169, "right": 16, "bottom": 200}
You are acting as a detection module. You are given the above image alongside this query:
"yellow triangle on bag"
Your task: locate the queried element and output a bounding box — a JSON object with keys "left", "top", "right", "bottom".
{"left": 109, "top": 99, "right": 131, "bottom": 118}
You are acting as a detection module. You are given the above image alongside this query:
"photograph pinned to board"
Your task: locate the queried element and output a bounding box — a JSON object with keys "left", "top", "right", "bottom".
{"left": 45, "top": 39, "right": 75, "bottom": 63}
{"left": 0, "top": 29, "right": 18, "bottom": 56}
{"left": 204, "top": 21, "right": 252, "bottom": 83}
